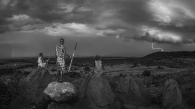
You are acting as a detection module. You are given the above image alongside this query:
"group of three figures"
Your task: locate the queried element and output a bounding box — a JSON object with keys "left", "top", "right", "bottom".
{"left": 38, "top": 38, "right": 104, "bottom": 82}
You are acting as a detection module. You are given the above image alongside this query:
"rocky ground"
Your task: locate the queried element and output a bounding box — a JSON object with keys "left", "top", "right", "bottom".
{"left": 0, "top": 57, "right": 195, "bottom": 109}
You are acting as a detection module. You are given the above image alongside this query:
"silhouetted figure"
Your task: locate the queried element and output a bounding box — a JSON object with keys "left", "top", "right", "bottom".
{"left": 55, "top": 38, "right": 70, "bottom": 82}
{"left": 38, "top": 53, "right": 47, "bottom": 68}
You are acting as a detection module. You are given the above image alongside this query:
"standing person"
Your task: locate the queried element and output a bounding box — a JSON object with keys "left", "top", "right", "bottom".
{"left": 93, "top": 55, "right": 105, "bottom": 75}
{"left": 55, "top": 38, "right": 70, "bottom": 81}
{"left": 38, "top": 53, "right": 47, "bottom": 68}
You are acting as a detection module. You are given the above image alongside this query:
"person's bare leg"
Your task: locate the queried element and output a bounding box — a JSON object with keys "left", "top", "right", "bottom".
{"left": 58, "top": 70, "right": 64, "bottom": 82}
{"left": 58, "top": 70, "right": 61, "bottom": 82}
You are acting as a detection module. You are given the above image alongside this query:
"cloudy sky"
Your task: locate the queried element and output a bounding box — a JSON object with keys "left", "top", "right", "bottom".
{"left": 0, "top": 0, "right": 195, "bottom": 58}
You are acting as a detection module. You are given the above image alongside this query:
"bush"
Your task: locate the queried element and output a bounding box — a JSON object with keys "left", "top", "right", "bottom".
{"left": 131, "top": 63, "right": 138, "bottom": 68}
{"left": 83, "top": 66, "right": 91, "bottom": 72}
{"left": 66, "top": 72, "right": 81, "bottom": 78}
{"left": 157, "top": 66, "right": 163, "bottom": 69}
{"left": 50, "top": 68, "right": 57, "bottom": 72}
{"left": 142, "top": 70, "right": 151, "bottom": 77}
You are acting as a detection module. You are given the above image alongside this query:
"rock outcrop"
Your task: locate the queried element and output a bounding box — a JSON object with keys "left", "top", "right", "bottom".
{"left": 116, "top": 76, "right": 151, "bottom": 106}
{"left": 162, "top": 79, "right": 184, "bottom": 109}
{"left": 77, "top": 73, "right": 125, "bottom": 109}
{"left": 116, "top": 76, "right": 131, "bottom": 93}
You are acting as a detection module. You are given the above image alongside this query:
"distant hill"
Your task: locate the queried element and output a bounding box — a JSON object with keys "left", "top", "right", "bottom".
{"left": 142, "top": 51, "right": 195, "bottom": 60}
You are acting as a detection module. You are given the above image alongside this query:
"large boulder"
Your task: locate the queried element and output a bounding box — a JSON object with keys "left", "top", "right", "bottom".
{"left": 162, "top": 79, "right": 184, "bottom": 109}
{"left": 43, "top": 81, "right": 77, "bottom": 102}
{"left": 78, "top": 73, "right": 124, "bottom": 109}
{"left": 116, "top": 76, "right": 151, "bottom": 106}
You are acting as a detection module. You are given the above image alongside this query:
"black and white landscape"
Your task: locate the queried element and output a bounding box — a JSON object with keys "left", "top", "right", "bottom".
{"left": 1, "top": 0, "right": 195, "bottom": 109}
{"left": 0, "top": 51, "right": 195, "bottom": 109}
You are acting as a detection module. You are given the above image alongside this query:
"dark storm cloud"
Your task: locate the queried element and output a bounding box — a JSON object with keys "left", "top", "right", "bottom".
{"left": 0, "top": 0, "right": 195, "bottom": 45}
{"left": 110, "top": 0, "right": 195, "bottom": 44}
{"left": 7, "top": 0, "right": 97, "bottom": 23}
{"left": 113, "top": 0, "right": 152, "bottom": 25}
{"left": 0, "top": 25, "right": 10, "bottom": 33}
{"left": 0, "top": 0, "right": 100, "bottom": 35}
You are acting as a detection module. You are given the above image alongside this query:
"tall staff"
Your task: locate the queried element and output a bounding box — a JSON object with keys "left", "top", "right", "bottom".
{"left": 68, "top": 42, "right": 77, "bottom": 72}
{"left": 46, "top": 54, "right": 51, "bottom": 68}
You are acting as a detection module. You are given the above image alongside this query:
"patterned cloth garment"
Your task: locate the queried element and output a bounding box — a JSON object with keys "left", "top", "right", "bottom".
{"left": 56, "top": 45, "right": 66, "bottom": 72}
{"left": 94, "top": 60, "right": 103, "bottom": 73}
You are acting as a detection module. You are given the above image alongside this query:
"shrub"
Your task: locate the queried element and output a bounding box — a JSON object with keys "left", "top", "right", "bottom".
{"left": 83, "top": 66, "right": 91, "bottom": 72}
{"left": 66, "top": 72, "right": 81, "bottom": 78}
{"left": 157, "top": 66, "right": 163, "bottom": 69}
{"left": 142, "top": 70, "right": 151, "bottom": 77}
{"left": 131, "top": 63, "right": 138, "bottom": 68}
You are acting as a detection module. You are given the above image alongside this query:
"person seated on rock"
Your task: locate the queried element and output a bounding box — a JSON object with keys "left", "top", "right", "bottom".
{"left": 93, "top": 55, "right": 105, "bottom": 75}
{"left": 56, "top": 38, "right": 71, "bottom": 82}
{"left": 38, "top": 53, "right": 48, "bottom": 68}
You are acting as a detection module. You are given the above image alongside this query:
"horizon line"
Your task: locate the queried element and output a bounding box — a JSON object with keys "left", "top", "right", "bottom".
{"left": 1, "top": 50, "right": 195, "bottom": 59}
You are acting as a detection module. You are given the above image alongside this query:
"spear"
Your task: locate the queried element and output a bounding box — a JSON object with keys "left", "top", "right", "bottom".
{"left": 68, "top": 42, "right": 77, "bottom": 72}
{"left": 46, "top": 54, "right": 51, "bottom": 68}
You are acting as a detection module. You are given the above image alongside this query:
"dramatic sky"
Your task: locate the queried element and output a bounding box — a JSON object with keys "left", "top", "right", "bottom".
{"left": 0, "top": 0, "right": 195, "bottom": 58}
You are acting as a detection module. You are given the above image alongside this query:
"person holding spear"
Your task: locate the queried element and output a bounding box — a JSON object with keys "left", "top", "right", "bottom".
{"left": 55, "top": 38, "right": 71, "bottom": 82}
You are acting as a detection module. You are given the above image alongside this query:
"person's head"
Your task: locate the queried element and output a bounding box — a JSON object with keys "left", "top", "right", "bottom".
{"left": 39, "top": 53, "right": 43, "bottom": 57}
{"left": 60, "top": 38, "right": 64, "bottom": 45}
{"left": 95, "top": 55, "right": 100, "bottom": 61}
